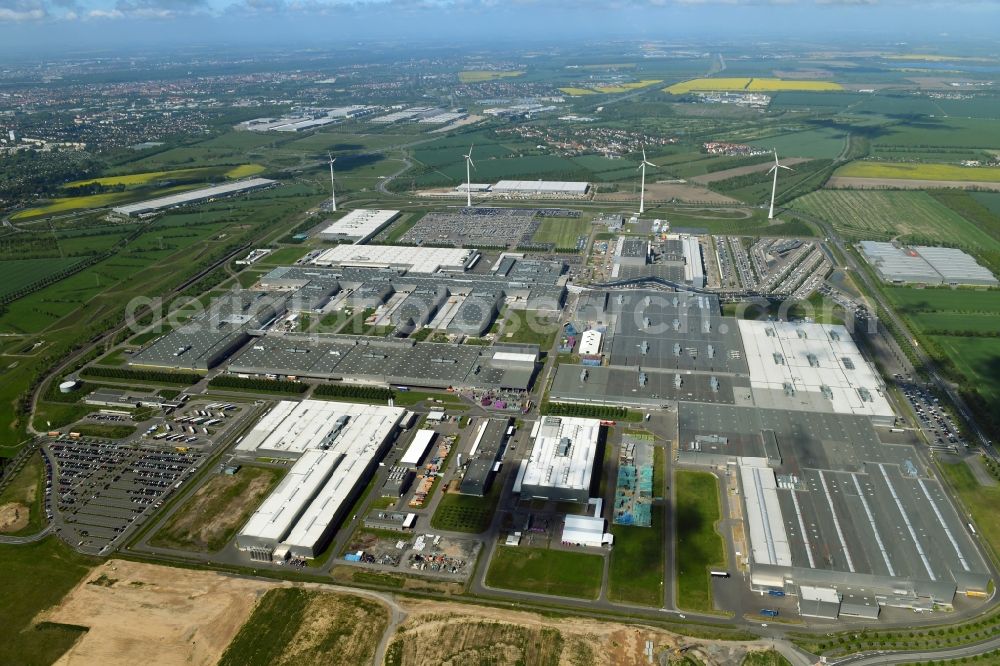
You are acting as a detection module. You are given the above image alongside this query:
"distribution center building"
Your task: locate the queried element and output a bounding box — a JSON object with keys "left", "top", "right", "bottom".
{"left": 311, "top": 245, "right": 477, "bottom": 274}
{"left": 492, "top": 180, "right": 590, "bottom": 196}
{"left": 515, "top": 416, "right": 601, "bottom": 503}
{"left": 859, "top": 241, "right": 997, "bottom": 286}
{"left": 111, "top": 178, "right": 277, "bottom": 218}
{"left": 317, "top": 209, "right": 401, "bottom": 244}
{"left": 234, "top": 400, "right": 405, "bottom": 561}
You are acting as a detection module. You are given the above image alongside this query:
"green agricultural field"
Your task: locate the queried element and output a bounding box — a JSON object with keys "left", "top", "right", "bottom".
{"left": 746, "top": 128, "right": 847, "bottom": 159}
{"left": 430, "top": 483, "right": 501, "bottom": 533}
{"left": 0, "top": 537, "right": 100, "bottom": 665}
{"left": 972, "top": 192, "right": 1000, "bottom": 216}
{"left": 486, "top": 546, "right": 604, "bottom": 599}
{"left": 931, "top": 336, "right": 1000, "bottom": 404}
{"left": 880, "top": 286, "right": 1000, "bottom": 410}
{"left": 937, "top": 458, "right": 1000, "bottom": 563}
{"left": 790, "top": 190, "right": 1000, "bottom": 256}
{"left": 872, "top": 117, "right": 1000, "bottom": 151}
{"left": 675, "top": 470, "right": 726, "bottom": 613}
{"left": 501, "top": 309, "right": 561, "bottom": 349}
{"left": 909, "top": 312, "right": 1000, "bottom": 334}
{"left": 608, "top": 505, "right": 664, "bottom": 606}
{"left": 532, "top": 218, "right": 591, "bottom": 250}
{"left": 0, "top": 452, "right": 46, "bottom": 535}
{"left": 219, "top": 588, "right": 387, "bottom": 666}
{"left": 151, "top": 466, "right": 284, "bottom": 552}
{"left": 883, "top": 287, "right": 1000, "bottom": 315}
{"left": 835, "top": 161, "right": 1000, "bottom": 182}
{"left": 0, "top": 257, "right": 88, "bottom": 301}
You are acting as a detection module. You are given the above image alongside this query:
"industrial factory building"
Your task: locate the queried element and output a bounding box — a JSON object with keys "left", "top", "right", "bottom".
{"left": 514, "top": 416, "right": 602, "bottom": 503}
{"left": 492, "top": 180, "right": 590, "bottom": 196}
{"left": 234, "top": 400, "right": 406, "bottom": 561}
{"left": 311, "top": 244, "right": 478, "bottom": 274}
{"left": 129, "top": 290, "right": 287, "bottom": 370}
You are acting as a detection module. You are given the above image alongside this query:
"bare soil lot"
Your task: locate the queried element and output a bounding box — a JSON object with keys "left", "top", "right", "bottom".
{"left": 690, "top": 157, "right": 810, "bottom": 184}
{"left": 827, "top": 176, "right": 1000, "bottom": 191}
{"left": 42, "top": 559, "right": 270, "bottom": 666}
{"left": 388, "top": 597, "right": 760, "bottom": 666}
{"left": 596, "top": 182, "right": 739, "bottom": 204}
{"left": 0, "top": 502, "right": 30, "bottom": 532}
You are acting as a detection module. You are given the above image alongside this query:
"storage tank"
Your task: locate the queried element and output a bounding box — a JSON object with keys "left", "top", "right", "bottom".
{"left": 59, "top": 379, "right": 79, "bottom": 394}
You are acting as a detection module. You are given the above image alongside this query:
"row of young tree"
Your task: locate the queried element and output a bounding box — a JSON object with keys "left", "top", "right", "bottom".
{"left": 208, "top": 375, "right": 307, "bottom": 394}
{"left": 540, "top": 401, "right": 629, "bottom": 420}
{"left": 313, "top": 383, "right": 393, "bottom": 401}
{"left": 81, "top": 365, "right": 204, "bottom": 385}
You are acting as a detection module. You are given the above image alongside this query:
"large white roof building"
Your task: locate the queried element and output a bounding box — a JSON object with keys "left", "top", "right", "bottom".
{"left": 492, "top": 180, "right": 590, "bottom": 196}
{"left": 235, "top": 400, "right": 405, "bottom": 560}
{"left": 738, "top": 320, "right": 894, "bottom": 425}
{"left": 317, "top": 209, "right": 401, "bottom": 244}
{"left": 517, "top": 416, "right": 601, "bottom": 503}
{"left": 311, "top": 244, "right": 476, "bottom": 274}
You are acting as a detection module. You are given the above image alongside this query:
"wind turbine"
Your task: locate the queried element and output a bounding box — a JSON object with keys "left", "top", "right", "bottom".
{"left": 637, "top": 147, "right": 656, "bottom": 215}
{"left": 327, "top": 153, "right": 337, "bottom": 213}
{"left": 463, "top": 144, "right": 475, "bottom": 208}
{"left": 767, "top": 149, "right": 793, "bottom": 220}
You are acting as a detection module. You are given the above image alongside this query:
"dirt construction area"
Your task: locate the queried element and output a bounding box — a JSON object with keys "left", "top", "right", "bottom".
{"left": 388, "top": 598, "right": 765, "bottom": 666}
{"left": 690, "top": 158, "right": 810, "bottom": 184}
{"left": 0, "top": 502, "right": 30, "bottom": 532}
{"left": 36, "top": 559, "right": 778, "bottom": 666}
{"left": 40, "top": 559, "right": 275, "bottom": 666}
{"left": 595, "top": 182, "right": 738, "bottom": 204}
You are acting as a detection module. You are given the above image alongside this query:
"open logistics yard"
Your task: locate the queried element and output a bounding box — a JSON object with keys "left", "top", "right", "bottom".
{"left": 5, "top": 33, "right": 1000, "bottom": 666}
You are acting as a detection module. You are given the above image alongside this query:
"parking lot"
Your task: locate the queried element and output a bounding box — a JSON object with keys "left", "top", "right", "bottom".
{"left": 46, "top": 437, "right": 206, "bottom": 555}
{"left": 898, "top": 379, "right": 968, "bottom": 451}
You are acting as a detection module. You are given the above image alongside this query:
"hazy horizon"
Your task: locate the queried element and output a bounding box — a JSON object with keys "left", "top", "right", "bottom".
{"left": 2, "top": 0, "right": 1000, "bottom": 57}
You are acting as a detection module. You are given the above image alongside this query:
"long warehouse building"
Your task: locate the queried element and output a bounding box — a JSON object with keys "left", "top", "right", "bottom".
{"left": 235, "top": 400, "right": 405, "bottom": 561}
{"left": 111, "top": 178, "right": 277, "bottom": 218}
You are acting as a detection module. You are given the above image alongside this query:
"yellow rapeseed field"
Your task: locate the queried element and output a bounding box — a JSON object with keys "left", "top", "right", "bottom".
{"left": 665, "top": 77, "right": 842, "bottom": 94}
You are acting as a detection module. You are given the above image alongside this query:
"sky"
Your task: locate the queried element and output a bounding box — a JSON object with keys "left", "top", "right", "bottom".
{"left": 1, "top": 0, "right": 1000, "bottom": 55}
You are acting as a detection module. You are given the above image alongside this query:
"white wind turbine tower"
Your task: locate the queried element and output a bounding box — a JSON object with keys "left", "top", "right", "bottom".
{"left": 327, "top": 153, "right": 337, "bottom": 213}
{"left": 463, "top": 144, "right": 476, "bottom": 208}
{"left": 637, "top": 147, "right": 656, "bottom": 215}
{"left": 767, "top": 149, "right": 793, "bottom": 220}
